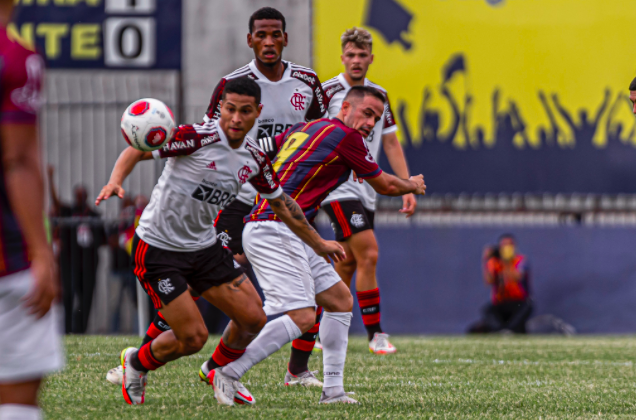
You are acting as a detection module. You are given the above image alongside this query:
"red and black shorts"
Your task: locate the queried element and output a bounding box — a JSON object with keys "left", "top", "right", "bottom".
{"left": 214, "top": 200, "right": 254, "bottom": 255}
{"left": 322, "top": 200, "right": 375, "bottom": 242}
{"left": 132, "top": 234, "right": 245, "bottom": 309}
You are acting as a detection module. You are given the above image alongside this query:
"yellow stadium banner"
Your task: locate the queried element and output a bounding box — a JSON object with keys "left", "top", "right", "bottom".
{"left": 313, "top": 0, "right": 636, "bottom": 193}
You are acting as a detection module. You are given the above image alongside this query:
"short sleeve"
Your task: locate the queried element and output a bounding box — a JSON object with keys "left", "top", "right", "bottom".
{"left": 382, "top": 93, "right": 398, "bottom": 135}
{"left": 156, "top": 122, "right": 220, "bottom": 158}
{"left": 305, "top": 77, "right": 329, "bottom": 120}
{"left": 245, "top": 143, "right": 283, "bottom": 199}
{"left": 0, "top": 51, "right": 44, "bottom": 125}
{"left": 202, "top": 78, "right": 226, "bottom": 123}
{"left": 337, "top": 131, "right": 382, "bottom": 179}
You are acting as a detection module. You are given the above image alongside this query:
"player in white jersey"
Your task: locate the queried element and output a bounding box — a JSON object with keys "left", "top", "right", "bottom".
{"left": 95, "top": 78, "right": 344, "bottom": 406}
{"left": 320, "top": 28, "right": 417, "bottom": 354}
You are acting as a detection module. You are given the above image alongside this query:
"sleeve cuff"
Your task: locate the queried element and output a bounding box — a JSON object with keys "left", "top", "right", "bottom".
{"left": 382, "top": 125, "right": 398, "bottom": 135}
{"left": 358, "top": 168, "right": 383, "bottom": 179}
{"left": 260, "top": 186, "right": 283, "bottom": 200}
{"left": 152, "top": 150, "right": 162, "bottom": 160}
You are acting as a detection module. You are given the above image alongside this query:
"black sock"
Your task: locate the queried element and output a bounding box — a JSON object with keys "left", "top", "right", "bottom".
{"left": 129, "top": 350, "right": 149, "bottom": 373}
{"left": 365, "top": 324, "right": 383, "bottom": 341}
{"left": 288, "top": 309, "right": 322, "bottom": 375}
{"left": 140, "top": 312, "right": 171, "bottom": 347}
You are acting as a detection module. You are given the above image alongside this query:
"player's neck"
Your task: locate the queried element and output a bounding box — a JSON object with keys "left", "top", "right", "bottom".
{"left": 220, "top": 127, "right": 245, "bottom": 150}
{"left": 254, "top": 58, "right": 285, "bottom": 82}
{"left": 343, "top": 72, "right": 366, "bottom": 87}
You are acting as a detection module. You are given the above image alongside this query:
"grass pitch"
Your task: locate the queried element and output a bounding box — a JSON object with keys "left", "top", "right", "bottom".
{"left": 42, "top": 335, "right": 636, "bottom": 419}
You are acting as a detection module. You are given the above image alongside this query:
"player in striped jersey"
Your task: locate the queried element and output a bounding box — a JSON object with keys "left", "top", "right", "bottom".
{"left": 210, "top": 86, "right": 426, "bottom": 405}
{"left": 319, "top": 27, "right": 416, "bottom": 355}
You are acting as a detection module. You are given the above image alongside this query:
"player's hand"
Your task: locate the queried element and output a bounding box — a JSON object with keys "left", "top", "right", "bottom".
{"left": 314, "top": 240, "right": 346, "bottom": 264}
{"left": 409, "top": 175, "right": 426, "bottom": 195}
{"left": 22, "top": 248, "right": 58, "bottom": 319}
{"left": 352, "top": 171, "right": 363, "bottom": 184}
{"left": 399, "top": 193, "right": 417, "bottom": 218}
{"left": 95, "top": 183, "right": 125, "bottom": 206}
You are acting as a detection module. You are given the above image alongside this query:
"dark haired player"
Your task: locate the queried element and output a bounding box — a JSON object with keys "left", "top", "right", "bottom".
{"left": 0, "top": 1, "right": 63, "bottom": 418}
{"left": 105, "top": 6, "right": 330, "bottom": 389}
{"left": 96, "top": 77, "right": 344, "bottom": 405}
{"left": 210, "top": 86, "right": 426, "bottom": 405}
{"left": 629, "top": 76, "right": 636, "bottom": 114}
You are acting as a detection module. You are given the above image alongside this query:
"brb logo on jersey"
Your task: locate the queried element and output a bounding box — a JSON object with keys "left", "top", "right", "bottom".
{"left": 238, "top": 166, "right": 252, "bottom": 184}
{"left": 290, "top": 93, "right": 305, "bottom": 111}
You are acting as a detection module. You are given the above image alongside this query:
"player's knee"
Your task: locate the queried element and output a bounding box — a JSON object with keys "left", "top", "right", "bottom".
{"left": 180, "top": 329, "right": 208, "bottom": 355}
{"left": 290, "top": 310, "right": 317, "bottom": 333}
{"left": 358, "top": 248, "right": 378, "bottom": 270}
{"left": 339, "top": 255, "right": 357, "bottom": 275}
{"left": 244, "top": 311, "right": 267, "bottom": 335}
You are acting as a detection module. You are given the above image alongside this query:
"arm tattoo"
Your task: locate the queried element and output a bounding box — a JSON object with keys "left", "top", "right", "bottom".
{"left": 271, "top": 194, "right": 318, "bottom": 235}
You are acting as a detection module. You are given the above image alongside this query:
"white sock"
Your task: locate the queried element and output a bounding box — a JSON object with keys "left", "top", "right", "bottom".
{"left": 223, "top": 314, "right": 302, "bottom": 380}
{"left": 320, "top": 311, "right": 352, "bottom": 389}
{"left": 0, "top": 404, "right": 42, "bottom": 420}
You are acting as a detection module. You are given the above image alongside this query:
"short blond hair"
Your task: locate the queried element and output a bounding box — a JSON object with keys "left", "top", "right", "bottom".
{"left": 341, "top": 27, "right": 372, "bottom": 52}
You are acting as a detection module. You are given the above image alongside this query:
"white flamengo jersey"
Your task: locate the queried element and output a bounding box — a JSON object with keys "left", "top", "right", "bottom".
{"left": 321, "top": 74, "right": 398, "bottom": 211}
{"left": 203, "top": 59, "right": 327, "bottom": 205}
{"left": 136, "top": 119, "right": 282, "bottom": 252}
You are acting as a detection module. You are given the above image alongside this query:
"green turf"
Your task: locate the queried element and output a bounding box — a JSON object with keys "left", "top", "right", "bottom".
{"left": 41, "top": 335, "right": 636, "bottom": 419}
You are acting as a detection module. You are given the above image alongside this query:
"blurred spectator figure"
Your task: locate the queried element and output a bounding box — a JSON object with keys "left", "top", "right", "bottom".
{"left": 468, "top": 234, "right": 533, "bottom": 334}
{"left": 48, "top": 165, "right": 105, "bottom": 333}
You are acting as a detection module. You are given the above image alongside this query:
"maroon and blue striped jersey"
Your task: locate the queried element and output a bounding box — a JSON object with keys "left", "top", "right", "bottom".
{"left": 0, "top": 28, "right": 45, "bottom": 277}
{"left": 247, "top": 118, "right": 382, "bottom": 223}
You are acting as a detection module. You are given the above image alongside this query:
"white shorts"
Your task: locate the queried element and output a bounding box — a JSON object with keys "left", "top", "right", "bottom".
{"left": 243, "top": 221, "right": 341, "bottom": 316}
{"left": 0, "top": 269, "right": 64, "bottom": 382}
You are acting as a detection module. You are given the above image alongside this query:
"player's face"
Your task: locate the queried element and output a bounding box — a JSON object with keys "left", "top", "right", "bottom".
{"left": 219, "top": 93, "right": 262, "bottom": 144}
{"left": 630, "top": 91, "right": 636, "bottom": 114}
{"left": 341, "top": 43, "right": 374, "bottom": 82}
{"left": 248, "top": 20, "right": 288, "bottom": 66}
{"left": 343, "top": 95, "right": 384, "bottom": 138}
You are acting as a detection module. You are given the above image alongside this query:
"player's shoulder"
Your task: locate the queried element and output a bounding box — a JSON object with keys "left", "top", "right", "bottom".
{"left": 223, "top": 63, "right": 258, "bottom": 81}
{"left": 365, "top": 79, "right": 389, "bottom": 98}
{"left": 288, "top": 62, "right": 320, "bottom": 87}
{"left": 243, "top": 136, "right": 266, "bottom": 156}
{"left": 323, "top": 76, "right": 346, "bottom": 100}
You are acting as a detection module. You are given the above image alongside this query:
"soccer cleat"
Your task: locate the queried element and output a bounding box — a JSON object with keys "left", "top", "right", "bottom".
{"left": 314, "top": 337, "right": 323, "bottom": 351}
{"left": 369, "top": 333, "right": 397, "bottom": 355}
{"left": 121, "top": 347, "right": 147, "bottom": 405}
{"left": 106, "top": 365, "right": 123, "bottom": 386}
{"left": 211, "top": 368, "right": 236, "bottom": 406}
{"left": 284, "top": 369, "right": 323, "bottom": 387}
{"left": 199, "top": 362, "right": 255, "bottom": 405}
{"left": 319, "top": 391, "right": 359, "bottom": 404}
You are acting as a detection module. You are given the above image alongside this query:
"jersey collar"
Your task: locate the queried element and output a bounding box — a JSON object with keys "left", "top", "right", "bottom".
{"left": 249, "top": 59, "right": 290, "bottom": 83}
{"left": 337, "top": 73, "right": 369, "bottom": 90}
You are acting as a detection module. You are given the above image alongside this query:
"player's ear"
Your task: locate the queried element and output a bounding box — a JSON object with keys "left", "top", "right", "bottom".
{"left": 369, "top": 53, "right": 374, "bottom": 65}
{"left": 341, "top": 54, "right": 345, "bottom": 65}
{"left": 283, "top": 32, "right": 288, "bottom": 47}
{"left": 247, "top": 33, "right": 253, "bottom": 48}
{"left": 256, "top": 103, "right": 263, "bottom": 117}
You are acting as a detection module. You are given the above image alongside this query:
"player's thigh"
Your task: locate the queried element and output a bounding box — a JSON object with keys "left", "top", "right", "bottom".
{"left": 323, "top": 200, "right": 374, "bottom": 242}
{"left": 0, "top": 270, "right": 63, "bottom": 385}
{"left": 243, "top": 222, "right": 316, "bottom": 316}
{"left": 347, "top": 229, "right": 379, "bottom": 266}
{"left": 315, "top": 279, "right": 353, "bottom": 313}
{"left": 149, "top": 287, "right": 207, "bottom": 343}
{"left": 201, "top": 274, "right": 265, "bottom": 329}
{"left": 0, "top": 379, "right": 41, "bottom": 406}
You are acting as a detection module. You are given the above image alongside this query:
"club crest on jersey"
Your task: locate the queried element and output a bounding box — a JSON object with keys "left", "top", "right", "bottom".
{"left": 290, "top": 93, "right": 305, "bottom": 111}
{"left": 206, "top": 161, "right": 217, "bottom": 170}
{"left": 158, "top": 278, "right": 175, "bottom": 295}
{"left": 351, "top": 213, "right": 365, "bottom": 228}
{"left": 146, "top": 127, "right": 167, "bottom": 147}
{"left": 129, "top": 100, "right": 150, "bottom": 116}
{"left": 238, "top": 165, "right": 252, "bottom": 184}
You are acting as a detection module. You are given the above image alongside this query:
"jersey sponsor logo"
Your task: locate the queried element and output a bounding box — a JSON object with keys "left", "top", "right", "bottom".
{"left": 258, "top": 123, "right": 293, "bottom": 138}
{"left": 314, "top": 87, "right": 326, "bottom": 114}
{"left": 324, "top": 83, "right": 345, "bottom": 99}
{"left": 129, "top": 100, "right": 150, "bottom": 116}
{"left": 158, "top": 278, "right": 175, "bottom": 295}
{"left": 11, "top": 54, "right": 44, "bottom": 114}
{"left": 163, "top": 139, "right": 195, "bottom": 152}
{"left": 291, "top": 70, "right": 316, "bottom": 85}
{"left": 201, "top": 132, "right": 220, "bottom": 146}
{"left": 206, "top": 161, "right": 217, "bottom": 170}
{"left": 238, "top": 165, "right": 253, "bottom": 184}
{"left": 350, "top": 213, "right": 365, "bottom": 228}
{"left": 146, "top": 127, "right": 167, "bottom": 147}
{"left": 192, "top": 184, "right": 236, "bottom": 207}
{"left": 290, "top": 92, "right": 306, "bottom": 111}
{"left": 217, "top": 230, "right": 231, "bottom": 247}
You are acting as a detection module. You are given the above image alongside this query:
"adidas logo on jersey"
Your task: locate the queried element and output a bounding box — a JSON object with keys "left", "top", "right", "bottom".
{"left": 206, "top": 161, "right": 217, "bottom": 170}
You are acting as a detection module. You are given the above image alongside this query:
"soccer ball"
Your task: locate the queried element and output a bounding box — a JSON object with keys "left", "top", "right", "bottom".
{"left": 121, "top": 98, "right": 176, "bottom": 152}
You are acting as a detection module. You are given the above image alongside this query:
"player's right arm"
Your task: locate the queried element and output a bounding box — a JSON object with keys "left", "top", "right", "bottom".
{"left": 95, "top": 147, "right": 151, "bottom": 205}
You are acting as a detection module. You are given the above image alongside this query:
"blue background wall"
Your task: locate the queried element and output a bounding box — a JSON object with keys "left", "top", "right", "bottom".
{"left": 318, "top": 226, "right": 636, "bottom": 334}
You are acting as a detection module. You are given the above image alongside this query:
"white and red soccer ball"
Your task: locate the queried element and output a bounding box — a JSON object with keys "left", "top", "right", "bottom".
{"left": 121, "top": 98, "right": 176, "bottom": 152}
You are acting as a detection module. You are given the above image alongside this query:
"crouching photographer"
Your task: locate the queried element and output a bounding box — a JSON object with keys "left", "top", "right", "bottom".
{"left": 468, "top": 234, "right": 533, "bottom": 334}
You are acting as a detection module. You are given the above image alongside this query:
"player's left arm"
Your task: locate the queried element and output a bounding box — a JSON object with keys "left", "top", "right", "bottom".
{"left": 382, "top": 132, "right": 416, "bottom": 217}
{"left": 305, "top": 75, "right": 329, "bottom": 120}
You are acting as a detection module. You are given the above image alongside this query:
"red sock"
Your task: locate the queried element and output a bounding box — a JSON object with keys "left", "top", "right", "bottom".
{"left": 206, "top": 338, "right": 245, "bottom": 371}
{"left": 357, "top": 288, "right": 383, "bottom": 341}
{"left": 132, "top": 341, "right": 166, "bottom": 372}
{"left": 289, "top": 306, "right": 323, "bottom": 375}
